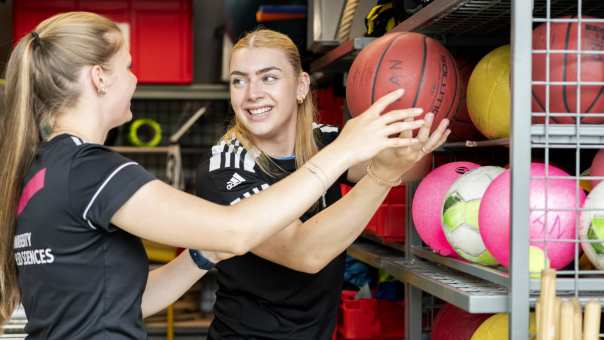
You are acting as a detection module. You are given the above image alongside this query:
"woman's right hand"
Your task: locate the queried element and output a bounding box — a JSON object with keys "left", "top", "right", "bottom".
{"left": 334, "top": 89, "right": 425, "bottom": 167}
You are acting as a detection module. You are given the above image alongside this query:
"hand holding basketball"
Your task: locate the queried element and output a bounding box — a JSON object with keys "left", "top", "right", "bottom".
{"left": 371, "top": 112, "right": 450, "bottom": 181}
{"left": 333, "top": 89, "right": 425, "bottom": 166}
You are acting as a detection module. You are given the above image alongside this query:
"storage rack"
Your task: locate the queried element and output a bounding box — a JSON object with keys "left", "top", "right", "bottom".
{"left": 310, "top": 0, "right": 604, "bottom": 339}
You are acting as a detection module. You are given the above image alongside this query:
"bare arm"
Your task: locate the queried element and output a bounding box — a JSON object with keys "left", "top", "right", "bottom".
{"left": 346, "top": 154, "right": 432, "bottom": 183}
{"left": 141, "top": 249, "right": 230, "bottom": 317}
{"left": 251, "top": 113, "right": 450, "bottom": 273}
{"left": 112, "top": 89, "right": 420, "bottom": 255}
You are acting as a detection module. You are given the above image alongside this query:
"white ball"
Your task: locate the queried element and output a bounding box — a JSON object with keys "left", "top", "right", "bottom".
{"left": 580, "top": 181, "right": 604, "bottom": 269}
{"left": 442, "top": 166, "right": 504, "bottom": 265}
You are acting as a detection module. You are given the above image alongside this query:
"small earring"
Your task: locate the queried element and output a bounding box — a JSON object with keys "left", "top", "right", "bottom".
{"left": 297, "top": 97, "right": 303, "bottom": 104}
{"left": 98, "top": 87, "right": 106, "bottom": 96}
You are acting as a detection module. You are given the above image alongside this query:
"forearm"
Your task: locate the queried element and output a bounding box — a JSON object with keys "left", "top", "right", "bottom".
{"left": 287, "top": 176, "right": 391, "bottom": 271}
{"left": 230, "top": 142, "right": 352, "bottom": 253}
{"left": 141, "top": 250, "right": 206, "bottom": 318}
{"left": 347, "top": 161, "right": 369, "bottom": 183}
{"left": 252, "top": 175, "right": 392, "bottom": 273}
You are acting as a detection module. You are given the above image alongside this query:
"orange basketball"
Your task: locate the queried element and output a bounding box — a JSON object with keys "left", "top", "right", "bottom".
{"left": 346, "top": 32, "right": 460, "bottom": 132}
{"left": 532, "top": 17, "right": 604, "bottom": 124}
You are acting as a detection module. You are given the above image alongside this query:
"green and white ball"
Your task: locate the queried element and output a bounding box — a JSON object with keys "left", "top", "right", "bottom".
{"left": 580, "top": 181, "right": 604, "bottom": 270}
{"left": 442, "top": 166, "right": 504, "bottom": 265}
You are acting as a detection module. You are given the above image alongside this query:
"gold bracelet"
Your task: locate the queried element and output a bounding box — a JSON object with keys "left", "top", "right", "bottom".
{"left": 304, "top": 161, "right": 328, "bottom": 193}
{"left": 366, "top": 160, "right": 403, "bottom": 187}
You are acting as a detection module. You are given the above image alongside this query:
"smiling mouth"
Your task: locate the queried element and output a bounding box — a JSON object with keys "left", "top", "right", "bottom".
{"left": 246, "top": 106, "right": 273, "bottom": 119}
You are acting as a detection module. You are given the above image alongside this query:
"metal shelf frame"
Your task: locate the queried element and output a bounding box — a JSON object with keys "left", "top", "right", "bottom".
{"left": 133, "top": 84, "right": 229, "bottom": 100}
{"left": 321, "top": 0, "right": 604, "bottom": 339}
{"left": 309, "top": 37, "right": 375, "bottom": 73}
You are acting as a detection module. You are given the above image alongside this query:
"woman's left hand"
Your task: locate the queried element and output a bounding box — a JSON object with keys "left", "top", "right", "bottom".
{"left": 371, "top": 112, "right": 450, "bottom": 181}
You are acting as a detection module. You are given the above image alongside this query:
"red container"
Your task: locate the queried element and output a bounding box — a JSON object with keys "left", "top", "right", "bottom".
{"left": 13, "top": 0, "right": 193, "bottom": 84}
{"left": 377, "top": 300, "right": 405, "bottom": 339}
{"left": 366, "top": 204, "right": 405, "bottom": 243}
{"left": 315, "top": 87, "right": 345, "bottom": 127}
{"left": 335, "top": 291, "right": 405, "bottom": 340}
{"left": 340, "top": 184, "right": 406, "bottom": 243}
{"left": 338, "top": 294, "right": 380, "bottom": 339}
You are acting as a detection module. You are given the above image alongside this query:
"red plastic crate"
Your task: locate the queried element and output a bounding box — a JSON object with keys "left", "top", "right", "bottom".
{"left": 335, "top": 291, "right": 405, "bottom": 340}
{"left": 337, "top": 295, "right": 380, "bottom": 339}
{"left": 365, "top": 204, "right": 405, "bottom": 243}
{"left": 315, "top": 88, "right": 345, "bottom": 127}
{"left": 340, "top": 184, "right": 406, "bottom": 243}
{"left": 13, "top": 0, "right": 192, "bottom": 84}
{"left": 377, "top": 300, "right": 405, "bottom": 339}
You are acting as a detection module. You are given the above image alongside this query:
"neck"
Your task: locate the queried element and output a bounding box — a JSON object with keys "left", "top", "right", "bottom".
{"left": 253, "top": 133, "right": 295, "bottom": 158}
{"left": 49, "top": 105, "right": 109, "bottom": 144}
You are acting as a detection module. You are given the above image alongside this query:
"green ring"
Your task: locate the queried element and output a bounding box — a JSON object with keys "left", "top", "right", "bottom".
{"left": 128, "top": 118, "right": 162, "bottom": 147}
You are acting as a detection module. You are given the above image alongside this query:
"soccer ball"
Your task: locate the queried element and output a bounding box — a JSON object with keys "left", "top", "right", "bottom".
{"left": 442, "top": 166, "right": 504, "bottom": 265}
{"left": 580, "top": 181, "right": 604, "bottom": 270}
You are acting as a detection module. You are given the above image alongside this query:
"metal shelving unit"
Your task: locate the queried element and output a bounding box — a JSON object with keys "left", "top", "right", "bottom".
{"left": 531, "top": 124, "right": 604, "bottom": 147}
{"left": 133, "top": 84, "right": 229, "bottom": 100}
{"left": 309, "top": 37, "right": 374, "bottom": 73}
{"left": 307, "top": 0, "right": 604, "bottom": 338}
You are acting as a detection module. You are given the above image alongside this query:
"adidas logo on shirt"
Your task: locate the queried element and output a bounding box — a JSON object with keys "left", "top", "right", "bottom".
{"left": 226, "top": 173, "right": 246, "bottom": 190}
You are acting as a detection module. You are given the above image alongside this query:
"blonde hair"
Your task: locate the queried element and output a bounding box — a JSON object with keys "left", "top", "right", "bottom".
{"left": 222, "top": 29, "right": 320, "bottom": 177}
{"left": 0, "top": 11, "right": 123, "bottom": 323}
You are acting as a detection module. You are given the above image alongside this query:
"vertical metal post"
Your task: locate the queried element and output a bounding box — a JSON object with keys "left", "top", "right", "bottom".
{"left": 405, "top": 182, "right": 423, "bottom": 340}
{"left": 509, "top": 1, "right": 533, "bottom": 339}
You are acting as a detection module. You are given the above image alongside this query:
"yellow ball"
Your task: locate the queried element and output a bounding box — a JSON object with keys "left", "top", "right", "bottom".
{"left": 529, "top": 246, "right": 550, "bottom": 279}
{"left": 467, "top": 45, "right": 510, "bottom": 139}
{"left": 471, "top": 313, "right": 536, "bottom": 340}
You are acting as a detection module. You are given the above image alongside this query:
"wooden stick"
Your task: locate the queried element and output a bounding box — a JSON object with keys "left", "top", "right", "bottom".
{"left": 539, "top": 269, "right": 557, "bottom": 340}
{"left": 536, "top": 299, "right": 542, "bottom": 340}
{"left": 554, "top": 297, "right": 561, "bottom": 340}
{"left": 571, "top": 298, "right": 582, "bottom": 340}
{"left": 583, "top": 300, "right": 601, "bottom": 340}
{"left": 559, "top": 300, "right": 574, "bottom": 340}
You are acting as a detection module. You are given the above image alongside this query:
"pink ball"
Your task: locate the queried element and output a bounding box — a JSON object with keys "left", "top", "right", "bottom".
{"left": 412, "top": 161, "right": 480, "bottom": 257}
{"left": 591, "top": 149, "right": 604, "bottom": 188}
{"left": 431, "top": 304, "right": 491, "bottom": 340}
{"left": 479, "top": 163, "right": 586, "bottom": 269}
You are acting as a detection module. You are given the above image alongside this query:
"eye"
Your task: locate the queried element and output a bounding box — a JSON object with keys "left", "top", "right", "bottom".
{"left": 262, "top": 74, "right": 278, "bottom": 83}
{"left": 231, "top": 77, "right": 246, "bottom": 87}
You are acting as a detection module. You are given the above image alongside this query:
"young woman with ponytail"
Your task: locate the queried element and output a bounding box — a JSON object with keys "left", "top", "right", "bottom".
{"left": 194, "top": 29, "right": 450, "bottom": 340}
{"left": 0, "top": 12, "right": 426, "bottom": 339}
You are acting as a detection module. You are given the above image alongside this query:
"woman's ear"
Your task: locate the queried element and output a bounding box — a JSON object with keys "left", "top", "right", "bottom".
{"left": 296, "top": 72, "right": 311, "bottom": 102}
{"left": 90, "top": 65, "right": 107, "bottom": 96}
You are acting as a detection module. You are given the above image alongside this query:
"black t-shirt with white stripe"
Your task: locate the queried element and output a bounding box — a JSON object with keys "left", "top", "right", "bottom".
{"left": 15, "top": 134, "right": 155, "bottom": 339}
{"left": 196, "top": 124, "right": 346, "bottom": 340}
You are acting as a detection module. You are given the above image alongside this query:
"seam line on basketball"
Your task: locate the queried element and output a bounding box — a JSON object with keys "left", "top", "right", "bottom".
{"left": 412, "top": 36, "right": 429, "bottom": 108}
{"left": 562, "top": 20, "right": 573, "bottom": 113}
{"left": 371, "top": 33, "right": 404, "bottom": 104}
{"left": 586, "top": 86, "right": 604, "bottom": 114}
{"left": 445, "top": 56, "right": 460, "bottom": 120}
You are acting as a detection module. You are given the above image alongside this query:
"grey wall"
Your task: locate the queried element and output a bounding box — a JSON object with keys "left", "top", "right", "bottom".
{"left": 193, "top": 0, "right": 226, "bottom": 84}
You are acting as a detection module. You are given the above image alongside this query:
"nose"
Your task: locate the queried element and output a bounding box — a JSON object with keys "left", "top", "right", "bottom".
{"left": 246, "top": 78, "right": 264, "bottom": 102}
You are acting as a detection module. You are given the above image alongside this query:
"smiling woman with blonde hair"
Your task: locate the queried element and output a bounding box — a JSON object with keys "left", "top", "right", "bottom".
{"left": 195, "top": 28, "right": 449, "bottom": 339}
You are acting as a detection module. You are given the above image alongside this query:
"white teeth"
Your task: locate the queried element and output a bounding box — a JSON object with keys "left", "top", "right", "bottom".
{"left": 249, "top": 107, "right": 272, "bottom": 115}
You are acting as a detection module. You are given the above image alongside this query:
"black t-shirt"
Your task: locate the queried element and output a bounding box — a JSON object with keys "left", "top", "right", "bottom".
{"left": 196, "top": 124, "right": 347, "bottom": 340}
{"left": 14, "top": 134, "right": 155, "bottom": 339}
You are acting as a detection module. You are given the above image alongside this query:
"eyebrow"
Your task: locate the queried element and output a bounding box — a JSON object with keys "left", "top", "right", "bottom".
{"left": 230, "top": 66, "right": 282, "bottom": 77}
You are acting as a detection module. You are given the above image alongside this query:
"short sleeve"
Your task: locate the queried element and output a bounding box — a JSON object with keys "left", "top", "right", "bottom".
{"left": 196, "top": 158, "right": 270, "bottom": 206}
{"left": 69, "top": 144, "right": 156, "bottom": 232}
